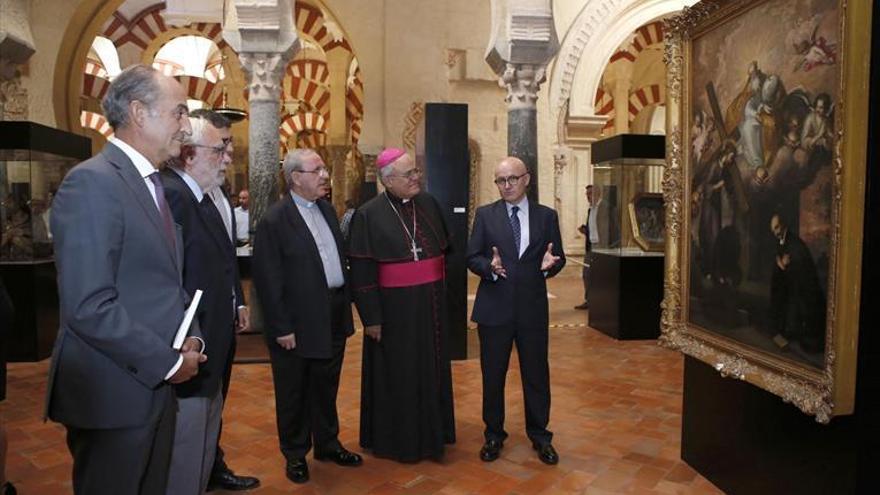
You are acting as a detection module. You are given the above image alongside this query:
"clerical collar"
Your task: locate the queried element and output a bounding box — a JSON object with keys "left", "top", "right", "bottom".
{"left": 290, "top": 191, "right": 316, "bottom": 208}
{"left": 385, "top": 190, "right": 412, "bottom": 205}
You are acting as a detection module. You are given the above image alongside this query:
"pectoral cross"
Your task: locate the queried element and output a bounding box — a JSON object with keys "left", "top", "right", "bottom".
{"left": 411, "top": 242, "right": 423, "bottom": 261}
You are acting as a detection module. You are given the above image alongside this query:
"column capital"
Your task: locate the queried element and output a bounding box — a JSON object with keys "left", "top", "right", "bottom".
{"left": 223, "top": 0, "right": 299, "bottom": 102}
{"left": 499, "top": 62, "right": 547, "bottom": 110}
{"left": 238, "top": 51, "right": 291, "bottom": 102}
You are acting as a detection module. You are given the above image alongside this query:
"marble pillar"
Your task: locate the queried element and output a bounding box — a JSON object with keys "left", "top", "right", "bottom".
{"left": 223, "top": 0, "right": 299, "bottom": 228}
{"left": 502, "top": 63, "right": 544, "bottom": 202}
{"left": 239, "top": 52, "right": 289, "bottom": 227}
{"left": 0, "top": 0, "right": 35, "bottom": 120}
{"left": 485, "top": 2, "right": 558, "bottom": 204}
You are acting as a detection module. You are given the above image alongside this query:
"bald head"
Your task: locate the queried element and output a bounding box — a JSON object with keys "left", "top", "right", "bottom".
{"left": 494, "top": 156, "right": 530, "bottom": 204}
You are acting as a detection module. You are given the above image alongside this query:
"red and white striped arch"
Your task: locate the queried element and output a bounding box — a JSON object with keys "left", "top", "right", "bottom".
{"left": 204, "top": 57, "right": 224, "bottom": 82}
{"left": 608, "top": 21, "right": 664, "bottom": 64}
{"left": 296, "top": 131, "right": 328, "bottom": 150}
{"left": 346, "top": 70, "right": 364, "bottom": 144}
{"left": 82, "top": 73, "right": 112, "bottom": 101}
{"left": 279, "top": 112, "right": 328, "bottom": 142}
{"left": 84, "top": 55, "right": 109, "bottom": 79}
{"left": 153, "top": 59, "right": 185, "bottom": 77}
{"left": 287, "top": 60, "right": 329, "bottom": 85}
{"left": 594, "top": 87, "right": 615, "bottom": 131}
{"left": 628, "top": 84, "right": 665, "bottom": 123}
{"left": 80, "top": 111, "right": 114, "bottom": 139}
{"left": 101, "top": 3, "right": 227, "bottom": 57}
{"left": 295, "top": 2, "right": 352, "bottom": 54}
{"left": 175, "top": 75, "right": 223, "bottom": 108}
{"left": 283, "top": 78, "right": 331, "bottom": 119}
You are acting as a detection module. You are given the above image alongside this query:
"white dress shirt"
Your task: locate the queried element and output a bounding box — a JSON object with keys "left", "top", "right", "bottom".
{"left": 234, "top": 206, "right": 249, "bottom": 242}
{"left": 109, "top": 137, "right": 161, "bottom": 209}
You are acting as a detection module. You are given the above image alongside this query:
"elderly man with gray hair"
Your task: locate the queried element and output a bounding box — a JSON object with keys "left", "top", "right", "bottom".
{"left": 46, "top": 64, "right": 203, "bottom": 494}
{"left": 252, "top": 149, "right": 361, "bottom": 485}
{"left": 159, "top": 111, "right": 245, "bottom": 494}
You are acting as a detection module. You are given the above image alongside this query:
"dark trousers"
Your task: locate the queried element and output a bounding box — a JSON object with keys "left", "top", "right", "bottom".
{"left": 478, "top": 321, "right": 552, "bottom": 446}
{"left": 582, "top": 251, "right": 594, "bottom": 303}
{"left": 267, "top": 290, "right": 348, "bottom": 461}
{"left": 65, "top": 391, "right": 176, "bottom": 495}
{"left": 210, "top": 336, "right": 237, "bottom": 477}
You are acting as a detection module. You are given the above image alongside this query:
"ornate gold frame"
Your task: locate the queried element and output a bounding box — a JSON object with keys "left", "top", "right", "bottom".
{"left": 661, "top": 0, "right": 872, "bottom": 422}
{"left": 628, "top": 193, "right": 665, "bottom": 252}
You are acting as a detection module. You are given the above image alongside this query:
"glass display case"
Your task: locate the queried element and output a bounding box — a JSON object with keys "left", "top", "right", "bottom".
{"left": 588, "top": 134, "right": 666, "bottom": 340}
{"left": 0, "top": 121, "right": 90, "bottom": 361}
{"left": 591, "top": 134, "right": 667, "bottom": 256}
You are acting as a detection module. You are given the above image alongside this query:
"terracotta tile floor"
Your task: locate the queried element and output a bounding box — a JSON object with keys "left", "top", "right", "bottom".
{"left": 1, "top": 265, "right": 722, "bottom": 494}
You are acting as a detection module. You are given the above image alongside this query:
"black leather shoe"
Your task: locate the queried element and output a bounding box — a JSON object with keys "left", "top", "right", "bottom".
{"left": 1, "top": 482, "right": 17, "bottom": 495}
{"left": 206, "top": 470, "right": 260, "bottom": 492}
{"left": 533, "top": 443, "right": 559, "bottom": 465}
{"left": 315, "top": 447, "right": 363, "bottom": 466}
{"left": 479, "top": 439, "right": 503, "bottom": 462}
{"left": 286, "top": 458, "right": 310, "bottom": 484}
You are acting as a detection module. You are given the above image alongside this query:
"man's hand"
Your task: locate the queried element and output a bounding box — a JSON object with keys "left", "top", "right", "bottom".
{"left": 365, "top": 324, "right": 382, "bottom": 342}
{"left": 236, "top": 306, "right": 250, "bottom": 333}
{"left": 490, "top": 246, "right": 507, "bottom": 279}
{"left": 541, "top": 243, "right": 561, "bottom": 271}
{"left": 181, "top": 336, "right": 204, "bottom": 354}
{"left": 276, "top": 333, "right": 296, "bottom": 350}
{"left": 168, "top": 350, "right": 207, "bottom": 384}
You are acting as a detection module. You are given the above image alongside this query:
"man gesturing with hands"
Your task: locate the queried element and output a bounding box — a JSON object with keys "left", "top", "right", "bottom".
{"left": 467, "top": 156, "right": 565, "bottom": 466}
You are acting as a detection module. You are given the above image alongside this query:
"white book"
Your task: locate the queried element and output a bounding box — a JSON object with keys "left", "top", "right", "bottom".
{"left": 172, "top": 289, "right": 203, "bottom": 350}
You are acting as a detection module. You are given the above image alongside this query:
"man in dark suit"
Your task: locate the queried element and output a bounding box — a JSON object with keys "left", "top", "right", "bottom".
{"left": 187, "top": 109, "right": 260, "bottom": 493}
{"left": 46, "top": 64, "right": 205, "bottom": 494}
{"left": 161, "top": 112, "right": 244, "bottom": 494}
{"left": 253, "top": 149, "right": 362, "bottom": 485}
{"left": 575, "top": 184, "right": 596, "bottom": 310}
{"left": 467, "top": 156, "right": 566, "bottom": 466}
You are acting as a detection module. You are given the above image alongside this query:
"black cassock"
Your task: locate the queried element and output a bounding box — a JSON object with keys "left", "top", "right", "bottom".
{"left": 349, "top": 191, "right": 456, "bottom": 462}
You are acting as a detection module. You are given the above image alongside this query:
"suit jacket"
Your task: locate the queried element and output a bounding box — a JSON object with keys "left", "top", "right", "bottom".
{"left": 253, "top": 196, "right": 354, "bottom": 359}
{"left": 467, "top": 199, "right": 566, "bottom": 329}
{"left": 46, "top": 142, "right": 196, "bottom": 429}
{"left": 162, "top": 169, "right": 237, "bottom": 398}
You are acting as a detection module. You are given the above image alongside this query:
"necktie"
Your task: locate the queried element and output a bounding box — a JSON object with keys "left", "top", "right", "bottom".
{"left": 510, "top": 205, "right": 521, "bottom": 255}
{"left": 148, "top": 172, "right": 176, "bottom": 251}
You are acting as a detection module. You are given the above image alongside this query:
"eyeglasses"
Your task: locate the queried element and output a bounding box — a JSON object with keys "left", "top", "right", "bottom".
{"left": 191, "top": 143, "right": 228, "bottom": 157}
{"left": 296, "top": 166, "right": 330, "bottom": 176}
{"left": 389, "top": 168, "right": 423, "bottom": 180}
{"left": 494, "top": 173, "right": 528, "bottom": 187}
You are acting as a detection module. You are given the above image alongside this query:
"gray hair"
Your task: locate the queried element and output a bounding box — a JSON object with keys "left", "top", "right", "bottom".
{"left": 378, "top": 164, "right": 395, "bottom": 182}
{"left": 185, "top": 115, "right": 212, "bottom": 147}
{"left": 101, "top": 64, "right": 162, "bottom": 130}
{"left": 189, "top": 108, "right": 231, "bottom": 130}
{"left": 282, "top": 149, "right": 318, "bottom": 188}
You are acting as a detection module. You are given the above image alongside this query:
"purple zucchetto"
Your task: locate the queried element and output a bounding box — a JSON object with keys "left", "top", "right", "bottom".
{"left": 376, "top": 147, "right": 406, "bottom": 169}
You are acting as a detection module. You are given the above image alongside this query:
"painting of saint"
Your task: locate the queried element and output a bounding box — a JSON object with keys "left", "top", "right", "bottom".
{"left": 687, "top": 0, "right": 838, "bottom": 369}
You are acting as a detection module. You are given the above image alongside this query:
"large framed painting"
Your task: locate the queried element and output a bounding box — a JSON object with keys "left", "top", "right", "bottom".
{"left": 661, "top": 0, "right": 872, "bottom": 422}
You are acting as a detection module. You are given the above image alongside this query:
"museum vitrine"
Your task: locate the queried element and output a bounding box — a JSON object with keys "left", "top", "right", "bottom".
{"left": 0, "top": 121, "right": 90, "bottom": 360}
{"left": 588, "top": 134, "right": 666, "bottom": 340}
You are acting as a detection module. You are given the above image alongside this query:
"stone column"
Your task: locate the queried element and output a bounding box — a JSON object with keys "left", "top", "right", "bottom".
{"left": 325, "top": 48, "right": 352, "bottom": 214}
{"left": 485, "top": 1, "right": 559, "bottom": 203}
{"left": 0, "top": 0, "right": 35, "bottom": 120}
{"left": 223, "top": 0, "right": 299, "bottom": 228}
